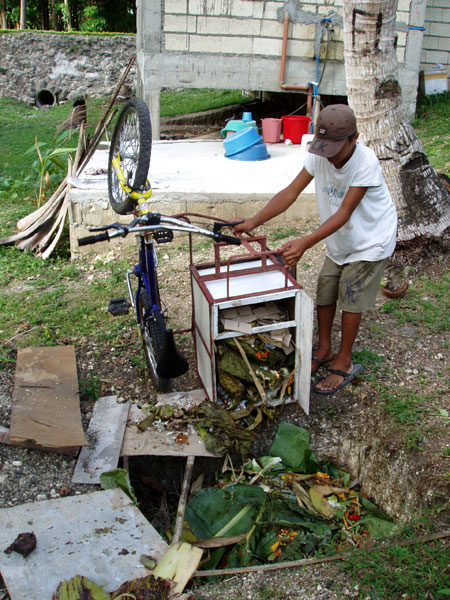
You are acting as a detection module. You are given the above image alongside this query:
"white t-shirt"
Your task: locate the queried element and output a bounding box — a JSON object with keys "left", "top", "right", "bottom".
{"left": 303, "top": 143, "right": 397, "bottom": 264}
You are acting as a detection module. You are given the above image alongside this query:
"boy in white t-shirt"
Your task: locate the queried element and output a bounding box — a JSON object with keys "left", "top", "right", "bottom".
{"left": 234, "top": 104, "right": 397, "bottom": 395}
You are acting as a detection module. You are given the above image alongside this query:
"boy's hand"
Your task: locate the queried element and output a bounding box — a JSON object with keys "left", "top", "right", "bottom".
{"left": 232, "top": 218, "right": 256, "bottom": 234}
{"left": 278, "top": 238, "right": 310, "bottom": 268}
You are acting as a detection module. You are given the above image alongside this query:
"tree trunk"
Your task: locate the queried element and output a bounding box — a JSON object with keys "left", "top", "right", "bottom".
{"left": 20, "top": 0, "right": 26, "bottom": 29}
{"left": 0, "top": 0, "right": 7, "bottom": 29}
{"left": 50, "top": 0, "right": 57, "bottom": 30}
{"left": 64, "top": 0, "right": 71, "bottom": 30}
{"left": 343, "top": 0, "right": 450, "bottom": 241}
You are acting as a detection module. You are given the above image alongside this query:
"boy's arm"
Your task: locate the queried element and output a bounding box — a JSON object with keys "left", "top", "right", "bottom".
{"left": 280, "top": 186, "right": 368, "bottom": 267}
{"left": 233, "top": 168, "right": 313, "bottom": 234}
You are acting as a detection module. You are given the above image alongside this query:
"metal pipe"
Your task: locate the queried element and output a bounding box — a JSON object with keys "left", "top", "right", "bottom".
{"left": 278, "top": 11, "right": 313, "bottom": 117}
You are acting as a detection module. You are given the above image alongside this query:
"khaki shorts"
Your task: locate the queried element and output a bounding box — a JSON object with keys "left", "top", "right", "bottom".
{"left": 316, "top": 256, "right": 388, "bottom": 313}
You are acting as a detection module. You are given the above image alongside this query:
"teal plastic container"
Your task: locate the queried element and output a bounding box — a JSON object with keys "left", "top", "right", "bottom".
{"left": 221, "top": 112, "right": 258, "bottom": 137}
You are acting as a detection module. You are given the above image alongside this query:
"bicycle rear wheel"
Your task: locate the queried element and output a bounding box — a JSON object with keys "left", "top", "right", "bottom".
{"left": 138, "top": 288, "right": 170, "bottom": 393}
{"left": 108, "top": 98, "right": 152, "bottom": 215}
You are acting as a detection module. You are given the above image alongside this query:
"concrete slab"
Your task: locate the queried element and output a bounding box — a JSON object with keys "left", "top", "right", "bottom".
{"left": 0, "top": 488, "right": 168, "bottom": 599}
{"left": 69, "top": 136, "right": 317, "bottom": 257}
{"left": 72, "top": 396, "right": 130, "bottom": 484}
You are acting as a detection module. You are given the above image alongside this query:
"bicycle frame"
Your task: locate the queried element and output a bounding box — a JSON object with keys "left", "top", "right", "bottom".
{"left": 127, "top": 234, "right": 161, "bottom": 324}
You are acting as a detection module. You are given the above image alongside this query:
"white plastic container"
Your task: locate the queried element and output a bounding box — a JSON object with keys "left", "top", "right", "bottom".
{"left": 423, "top": 67, "right": 448, "bottom": 95}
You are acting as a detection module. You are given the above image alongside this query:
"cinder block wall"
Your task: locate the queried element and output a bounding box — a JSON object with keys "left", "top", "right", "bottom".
{"left": 137, "top": 0, "right": 434, "bottom": 138}
{"left": 421, "top": 0, "right": 450, "bottom": 73}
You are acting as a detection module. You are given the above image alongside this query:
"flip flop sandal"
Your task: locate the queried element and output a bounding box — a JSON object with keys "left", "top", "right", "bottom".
{"left": 311, "top": 355, "right": 333, "bottom": 376}
{"left": 312, "top": 363, "right": 364, "bottom": 395}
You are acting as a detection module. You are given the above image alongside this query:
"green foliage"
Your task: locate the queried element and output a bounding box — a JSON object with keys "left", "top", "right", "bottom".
{"left": 100, "top": 468, "right": 138, "bottom": 504}
{"left": 1, "top": 0, "right": 136, "bottom": 33}
{"left": 79, "top": 371, "right": 101, "bottom": 402}
{"left": 25, "top": 130, "right": 77, "bottom": 205}
{"left": 80, "top": 6, "right": 107, "bottom": 32}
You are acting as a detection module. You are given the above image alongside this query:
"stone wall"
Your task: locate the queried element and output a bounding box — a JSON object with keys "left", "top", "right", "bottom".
{"left": 0, "top": 32, "right": 136, "bottom": 105}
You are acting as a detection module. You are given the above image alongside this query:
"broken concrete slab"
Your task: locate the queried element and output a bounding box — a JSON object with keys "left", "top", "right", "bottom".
{"left": 9, "top": 346, "right": 87, "bottom": 454}
{"left": 72, "top": 395, "right": 130, "bottom": 484}
{"left": 0, "top": 488, "right": 168, "bottom": 599}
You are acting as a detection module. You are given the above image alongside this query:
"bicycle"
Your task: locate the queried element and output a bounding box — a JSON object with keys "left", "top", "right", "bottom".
{"left": 78, "top": 98, "right": 242, "bottom": 393}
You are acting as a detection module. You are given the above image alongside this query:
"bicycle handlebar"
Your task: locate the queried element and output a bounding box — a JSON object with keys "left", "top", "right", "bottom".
{"left": 77, "top": 212, "right": 242, "bottom": 247}
{"left": 216, "top": 233, "right": 241, "bottom": 246}
{"left": 78, "top": 232, "right": 110, "bottom": 245}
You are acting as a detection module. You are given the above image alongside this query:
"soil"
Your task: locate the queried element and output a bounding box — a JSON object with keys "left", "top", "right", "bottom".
{"left": 1, "top": 106, "right": 449, "bottom": 599}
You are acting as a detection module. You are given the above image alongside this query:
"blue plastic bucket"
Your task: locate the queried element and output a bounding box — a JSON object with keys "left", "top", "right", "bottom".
{"left": 225, "top": 140, "right": 270, "bottom": 161}
{"left": 223, "top": 127, "right": 262, "bottom": 157}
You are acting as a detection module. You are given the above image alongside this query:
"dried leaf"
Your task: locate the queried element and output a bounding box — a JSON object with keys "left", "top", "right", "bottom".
{"left": 313, "top": 485, "right": 348, "bottom": 496}
{"left": 292, "top": 481, "right": 317, "bottom": 513}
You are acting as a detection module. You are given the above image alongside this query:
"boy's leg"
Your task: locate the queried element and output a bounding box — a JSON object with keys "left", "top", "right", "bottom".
{"left": 312, "top": 303, "right": 336, "bottom": 371}
{"left": 314, "top": 258, "right": 387, "bottom": 393}
{"left": 314, "top": 311, "right": 362, "bottom": 391}
{"left": 313, "top": 257, "right": 342, "bottom": 371}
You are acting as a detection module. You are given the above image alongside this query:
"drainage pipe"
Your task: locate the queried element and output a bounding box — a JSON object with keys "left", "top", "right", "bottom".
{"left": 35, "top": 89, "right": 57, "bottom": 109}
{"left": 279, "top": 11, "right": 313, "bottom": 117}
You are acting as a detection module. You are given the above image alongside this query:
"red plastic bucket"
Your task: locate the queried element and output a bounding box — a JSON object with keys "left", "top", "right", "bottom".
{"left": 281, "top": 115, "right": 311, "bottom": 144}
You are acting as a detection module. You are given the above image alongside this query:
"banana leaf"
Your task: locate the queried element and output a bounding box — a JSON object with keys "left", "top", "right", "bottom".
{"left": 185, "top": 484, "right": 266, "bottom": 570}
{"left": 186, "top": 484, "right": 266, "bottom": 539}
{"left": 268, "top": 423, "right": 319, "bottom": 473}
{"left": 52, "top": 575, "right": 109, "bottom": 600}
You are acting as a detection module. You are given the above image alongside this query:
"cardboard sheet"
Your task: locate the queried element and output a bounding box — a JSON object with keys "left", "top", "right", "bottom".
{"left": 9, "top": 346, "right": 87, "bottom": 454}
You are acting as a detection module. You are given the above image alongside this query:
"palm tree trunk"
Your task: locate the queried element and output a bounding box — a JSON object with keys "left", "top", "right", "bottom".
{"left": 343, "top": 0, "right": 450, "bottom": 241}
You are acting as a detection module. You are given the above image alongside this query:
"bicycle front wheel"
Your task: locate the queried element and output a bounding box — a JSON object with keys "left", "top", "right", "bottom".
{"left": 138, "top": 289, "right": 170, "bottom": 393}
{"left": 108, "top": 98, "right": 152, "bottom": 215}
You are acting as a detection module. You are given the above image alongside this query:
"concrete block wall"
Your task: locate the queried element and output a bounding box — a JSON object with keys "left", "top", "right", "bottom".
{"left": 161, "top": 0, "right": 415, "bottom": 65}
{"left": 137, "top": 0, "right": 435, "bottom": 137}
{"left": 421, "top": 0, "right": 450, "bottom": 87}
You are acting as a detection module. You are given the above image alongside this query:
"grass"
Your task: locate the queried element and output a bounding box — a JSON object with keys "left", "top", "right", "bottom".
{"left": 380, "top": 273, "right": 450, "bottom": 333}
{"left": 343, "top": 527, "right": 450, "bottom": 599}
{"left": 160, "top": 88, "right": 249, "bottom": 117}
{"left": 0, "top": 244, "right": 136, "bottom": 367}
{"left": 412, "top": 91, "right": 450, "bottom": 173}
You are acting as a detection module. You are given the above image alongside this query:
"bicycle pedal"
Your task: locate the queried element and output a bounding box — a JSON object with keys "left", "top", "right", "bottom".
{"left": 154, "top": 228, "right": 173, "bottom": 243}
{"left": 108, "top": 298, "right": 130, "bottom": 316}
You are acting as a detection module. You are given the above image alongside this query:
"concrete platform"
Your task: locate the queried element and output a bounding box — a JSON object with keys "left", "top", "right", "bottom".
{"left": 68, "top": 136, "right": 317, "bottom": 257}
